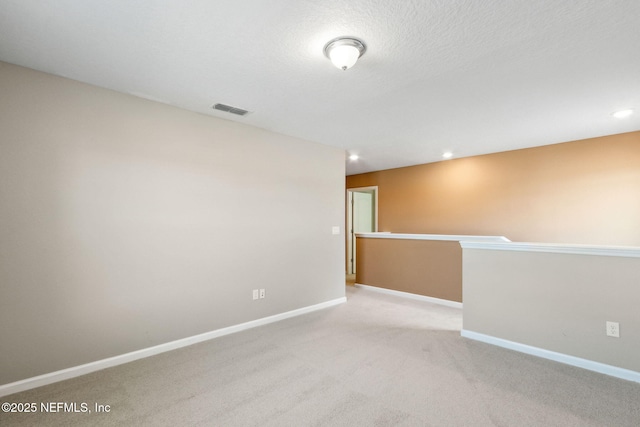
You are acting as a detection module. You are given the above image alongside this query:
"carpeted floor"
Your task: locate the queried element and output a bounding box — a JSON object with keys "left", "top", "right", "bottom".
{"left": 2, "top": 285, "right": 639, "bottom": 426}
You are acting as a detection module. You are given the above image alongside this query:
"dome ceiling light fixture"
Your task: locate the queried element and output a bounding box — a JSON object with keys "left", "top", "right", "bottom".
{"left": 323, "top": 37, "right": 367, "bottom": 71}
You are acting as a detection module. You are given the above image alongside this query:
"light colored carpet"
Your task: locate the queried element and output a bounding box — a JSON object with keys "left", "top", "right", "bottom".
{"left": 2, "top": 285, "right": 639, "bottom": 426}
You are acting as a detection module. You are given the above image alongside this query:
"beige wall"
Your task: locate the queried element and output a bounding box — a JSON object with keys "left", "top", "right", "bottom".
{"left": 356, "top": 238, "right": 462, "bottom": 302}
{"left": 463, "top": 247, "right": 640, "bottom": 373}
{"left": 0, "top": 62, "right": 345, "bottom": 385}
{"left": 347, "top": 132, "right": 640, "bottom": 246}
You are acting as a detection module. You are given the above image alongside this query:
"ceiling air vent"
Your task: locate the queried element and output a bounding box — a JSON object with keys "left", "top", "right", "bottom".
{"left": 212, "top": 103, "right": 250, "bottom": 116}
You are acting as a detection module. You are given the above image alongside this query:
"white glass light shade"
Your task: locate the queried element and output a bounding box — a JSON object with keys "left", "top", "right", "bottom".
{"left": 329, "top": 45, "right": 360, "bottom": 70}
{"left": 323, "top": 37, "right": 366, "bottom": 71}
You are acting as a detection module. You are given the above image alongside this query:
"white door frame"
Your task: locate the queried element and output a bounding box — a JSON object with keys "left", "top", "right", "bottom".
{"left": 346, "top": 186, "right": 378, "bottom": 275}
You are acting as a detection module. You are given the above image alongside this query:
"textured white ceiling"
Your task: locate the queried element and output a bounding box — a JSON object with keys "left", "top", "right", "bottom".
{"left": 1, "top": 0, "right": 639, "bottom": 175}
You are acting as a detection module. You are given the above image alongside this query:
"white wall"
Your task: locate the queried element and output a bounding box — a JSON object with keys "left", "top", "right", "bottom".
{"left": 0, "top": 62, "right": 345, "bottom": 385}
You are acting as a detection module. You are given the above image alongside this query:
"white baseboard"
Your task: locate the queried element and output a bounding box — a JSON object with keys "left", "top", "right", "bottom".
{"left": 461, "top": 329, "right": 640, "bottom": 384}
{"left": 354, "top": 283, "right": 462, "bottom": 309}
{"left": 0, "top": 297, "right": 347, "bottom": 398}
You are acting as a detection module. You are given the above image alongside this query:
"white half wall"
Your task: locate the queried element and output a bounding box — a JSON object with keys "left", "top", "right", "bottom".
{"left": 462, "top": 242, "right": 640, "bottom": 375}
{"left": 0, "top": 61, "right": 346, "bottom": 386}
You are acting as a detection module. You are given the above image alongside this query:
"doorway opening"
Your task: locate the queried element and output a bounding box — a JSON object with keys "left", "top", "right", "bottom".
{"left": 346, "top": 186, "right": 378, "bottom": 275}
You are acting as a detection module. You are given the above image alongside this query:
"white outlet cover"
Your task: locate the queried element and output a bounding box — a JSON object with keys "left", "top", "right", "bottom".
{"left": 259, "top": 289, "right": 265, "bottom": 299}
{"left": 606, "top": 321, "right": 620, "bottom": 337}
{"left": 332, "top": 226, "right": 340, "bottom": 235}
{"left": 252, "top": 289, "right": 259, "bottom": 300}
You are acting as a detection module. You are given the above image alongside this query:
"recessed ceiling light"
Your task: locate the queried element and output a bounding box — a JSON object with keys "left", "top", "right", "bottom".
{"left": 348, "top": 154, "right": 359, "bottom": 161}
{"left": 612, "top": 109, "right": 634, "bottom": 119}
{"left": 443, "top": 151, "right": 453, "bottom": 159}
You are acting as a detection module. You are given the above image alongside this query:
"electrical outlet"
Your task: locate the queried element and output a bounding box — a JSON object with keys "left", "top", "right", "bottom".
{"left": 606, "top": 321, "right": 620, "bottom": 338}
{"left": 259, "top": 289, "right": 265, "bottom": 299}
{"left": 252, "top": 289, "right": 259, "bottom": 300}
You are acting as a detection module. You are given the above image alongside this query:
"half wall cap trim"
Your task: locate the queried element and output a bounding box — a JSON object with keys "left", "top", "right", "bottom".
{"left": 460, "top": 241, "right": 640, "bottom": 258}
{"left": 355, "top": 232, "right": 510, "bottom": 242}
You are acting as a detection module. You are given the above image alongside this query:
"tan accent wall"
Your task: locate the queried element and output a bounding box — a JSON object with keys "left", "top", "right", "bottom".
{"left": 356, "top": 238, "right": 462, "bottom": 302}
{"left": 463, "top": 247, "right": 640, "bottom": 373}
{"left": 347, "top": 132, "right": 640, "bottom": 246}
{"left": 0, "top": 62, "right": 345, "bottom": 385}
